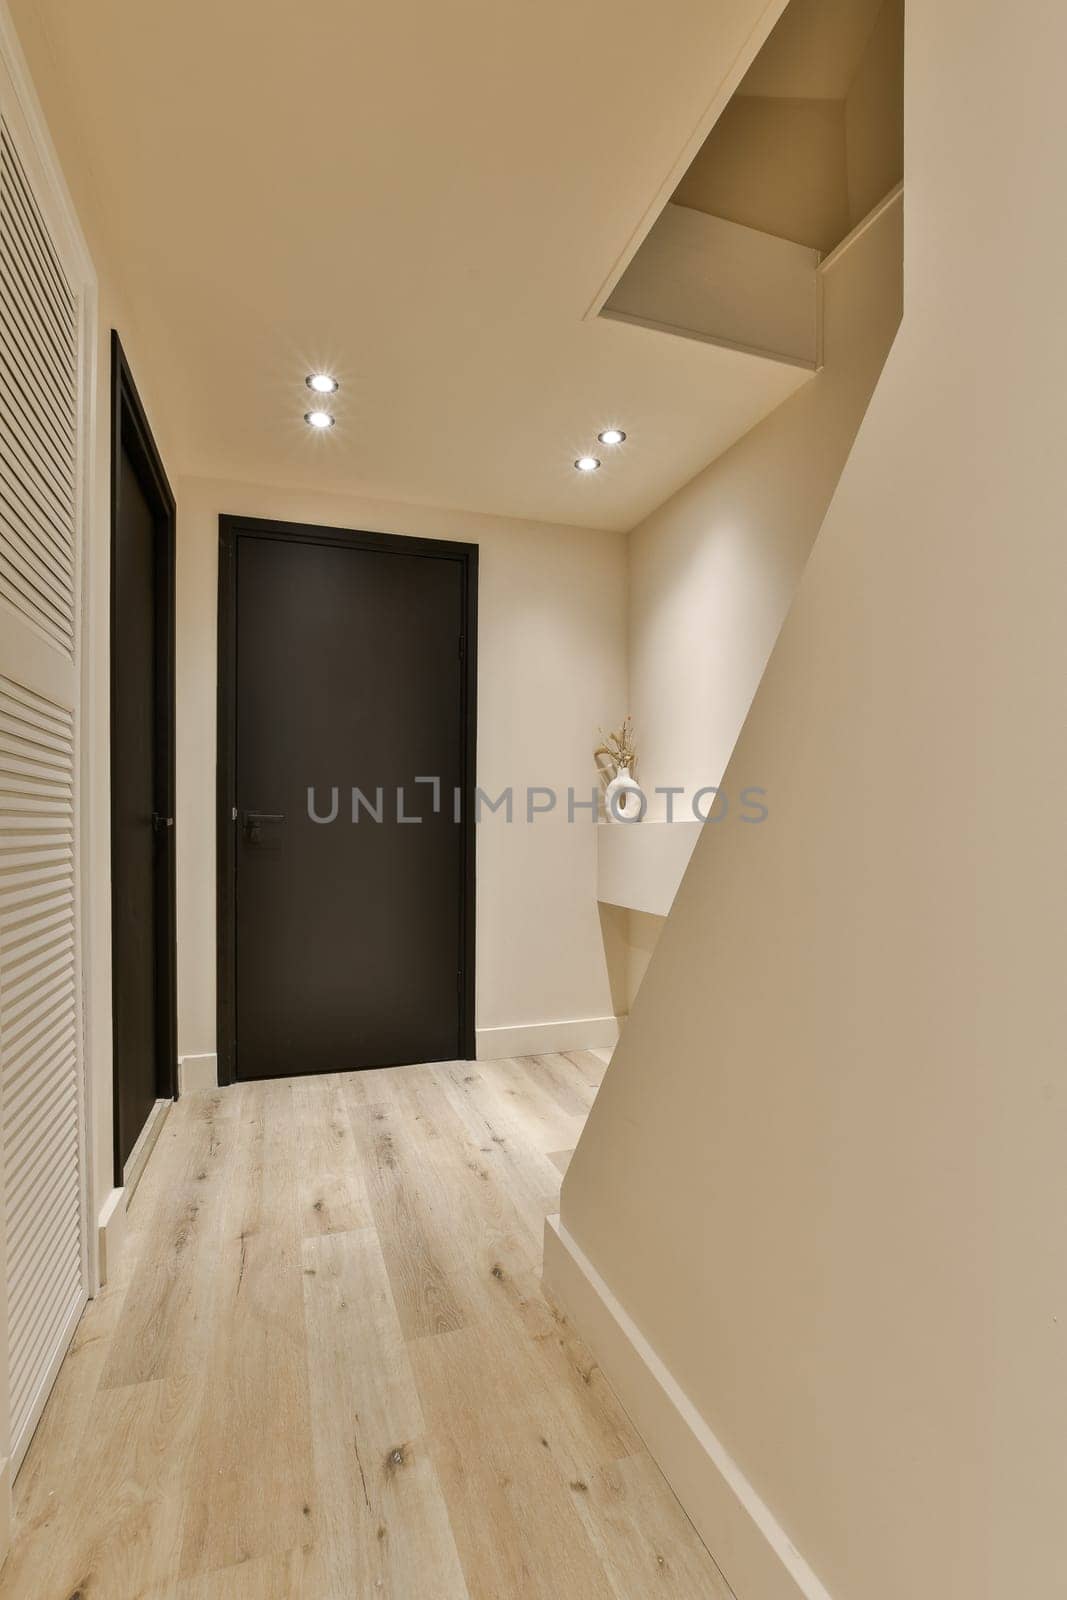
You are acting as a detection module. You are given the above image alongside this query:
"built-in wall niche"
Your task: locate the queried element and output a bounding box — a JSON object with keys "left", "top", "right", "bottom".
{"left": 603, "top": 0, "right": 903, "bottom": 369}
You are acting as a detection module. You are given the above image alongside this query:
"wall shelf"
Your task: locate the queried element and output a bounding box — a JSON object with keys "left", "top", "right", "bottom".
{"left": 597, "top": 821, "right": 703, "bottom": 918}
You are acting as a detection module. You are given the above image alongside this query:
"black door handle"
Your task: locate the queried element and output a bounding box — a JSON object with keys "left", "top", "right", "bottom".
{"left": 243, "top": 810, "right": 286, "bottom": 844}
{"left": 152, "top": 813, "right": 174, "bottom": 832}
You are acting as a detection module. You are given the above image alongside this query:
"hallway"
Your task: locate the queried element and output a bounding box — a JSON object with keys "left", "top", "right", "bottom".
{"left": 1, "top": 1055, "right": 731, "bottom": 1599}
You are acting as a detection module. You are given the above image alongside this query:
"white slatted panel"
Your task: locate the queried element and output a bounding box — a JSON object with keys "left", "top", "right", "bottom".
{"left": 0, "top": 69, "right": 88, "bottom": 1478}
{"left": 0, "top": 118, "right": 77, "bottom": 655}
{"left": 0, "top": 676, "right": 80, "bottom": 1457}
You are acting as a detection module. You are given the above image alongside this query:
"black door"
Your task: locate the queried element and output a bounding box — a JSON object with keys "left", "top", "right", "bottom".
{"left": 110, "top": 334, "right": 177, "bottom": 1179}
{"left": 218, "top": 518, "right": 477, "bottom": 1081}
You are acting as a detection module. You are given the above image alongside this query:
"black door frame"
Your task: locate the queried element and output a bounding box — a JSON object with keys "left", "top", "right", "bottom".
{"left": 110, "top": 331, "right": 178, "bottom": 1182}
{"left": 216, "top": 514, "right": 478, "bottom": 1085}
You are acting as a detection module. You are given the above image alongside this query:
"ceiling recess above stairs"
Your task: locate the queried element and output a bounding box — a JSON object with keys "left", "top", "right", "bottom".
{"left": 601, "top": 0, "right": 903, "bottom": 374}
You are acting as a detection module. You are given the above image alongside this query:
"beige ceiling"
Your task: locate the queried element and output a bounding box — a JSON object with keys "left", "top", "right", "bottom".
{"left": 12, "top": 0, "right": 812, "bottom": 533}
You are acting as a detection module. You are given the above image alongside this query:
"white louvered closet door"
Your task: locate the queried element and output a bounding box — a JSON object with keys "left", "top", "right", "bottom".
{"left": 0, "top": 25, "right": 93, "bottom": 1477}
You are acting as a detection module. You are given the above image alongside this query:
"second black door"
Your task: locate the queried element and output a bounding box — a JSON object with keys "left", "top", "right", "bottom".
{"left": 219, "top": 518, "right": 477, "bottom": 1081}
{"left": 111, "top": 334, "right": 177, "bottom": 1179}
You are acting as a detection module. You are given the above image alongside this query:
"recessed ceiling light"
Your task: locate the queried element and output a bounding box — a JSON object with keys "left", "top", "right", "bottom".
{"left": 575, "top": 455, "right": 601, "bottom": 472}
{"left": 305, "top": 410, "right": 335, "bottom": 429}
{"left": 598, "top": 428, "right": 626, "bottom": 446}
{"left": 306, "top": 373, "right": 338, "bottom": 394}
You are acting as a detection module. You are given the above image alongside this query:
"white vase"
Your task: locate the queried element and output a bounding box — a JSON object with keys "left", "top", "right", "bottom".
{"left": 605, "top": 764, "right": 645, "bottom": 823}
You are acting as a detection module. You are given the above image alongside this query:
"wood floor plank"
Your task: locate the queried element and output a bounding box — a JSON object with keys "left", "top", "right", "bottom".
{"left": 292, "top": 1078, "right": 372, "bottom": 1236}
{"left": 393, "top": 1136, "right": 641, "bottom": 1485}
{"left": 2, "top": 1053, "right": 730, "bottom": 1600}
{"left": 563, "top": 1049, "right": 609, "bottom": 1091}
{"left": 438, "top": 1064, "right": 563, "bottom": 1235}
{"left": 467, "top": 1256, "right": 643, "bottom": 1468}
{"left": 390, "top": 1074, "right": 538, "bottom": 1276}
{"left": 411, "top": 1326, "right": 617, "bottom": 1600}
{"left": 476, "top": 1057, "right": 586, "bottom": 1155}
{"left": 562, "top": 1454, "right": 736, "bottom": 1600}
{"left": 524, "top": 1053, "right": 597, "bottom": 1117}
{"left": 0, "top": 1271, "right": 130, "bottom": 1593}
{"left": 100, "top": 1090, "right": 239, "bottom": 1390}
{"left": 302, "top": 1226, "right": 469, "bottom": 1598}
{"left": 25, "top": 1371, "right": 200, "bottom": 1600}
{"left": 177, "top": 1083, "right": 316, "bottom": 1581}
{"left": 347, "top": 1094, "right": 467, "bottom": 1340}
{"left": 171, "top": 1548, "right": 316, "bottom": 1599}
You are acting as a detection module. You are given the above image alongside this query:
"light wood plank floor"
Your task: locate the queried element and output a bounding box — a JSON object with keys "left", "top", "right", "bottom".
{"left": 1, "top": 1053, "right": 733, "bottom": 1599}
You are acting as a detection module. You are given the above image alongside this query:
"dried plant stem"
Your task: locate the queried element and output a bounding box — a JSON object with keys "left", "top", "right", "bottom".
{"left": 593, "top": 715, "right": 637, "bottom": 783}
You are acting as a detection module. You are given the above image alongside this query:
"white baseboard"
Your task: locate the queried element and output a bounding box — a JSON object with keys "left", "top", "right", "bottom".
{"left": 97, "top": 1187, "right": 128, "bottom": 1288}
{"left": 96, "top": 1101, "right": 171, "bottom": 1290}
{"left": 476, "top": 1015, "right": 620, "bottom": 1061}
{"left": 10, "top": 1291, "right": 84, "bottom": 1475}
{"left": 178, "top": 1051, "right": 219, "bottom": 1093}
{"left": 542, "top": 1216, "right": 834, "bottom": 1600}
{"left": 122, "top": 1098, "right": 171, "bottom": 1203}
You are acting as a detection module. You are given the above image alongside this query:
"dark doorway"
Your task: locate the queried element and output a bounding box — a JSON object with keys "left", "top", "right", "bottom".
{"left": 110, "top": 333, "right": 177, "bottom": 1181}
{"left": 217, "top": 516, "right": 477, "bottom": 1082}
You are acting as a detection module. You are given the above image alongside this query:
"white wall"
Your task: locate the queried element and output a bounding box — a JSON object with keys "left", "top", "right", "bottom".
{"left": 556, "top": 2, "right": 1067, "bottom": 1597}
{"left": 630, "top": 193, "right": 902, "bottom": 821}
{"left": 176, "top": 476, "right": 628, "bottom": 1068}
